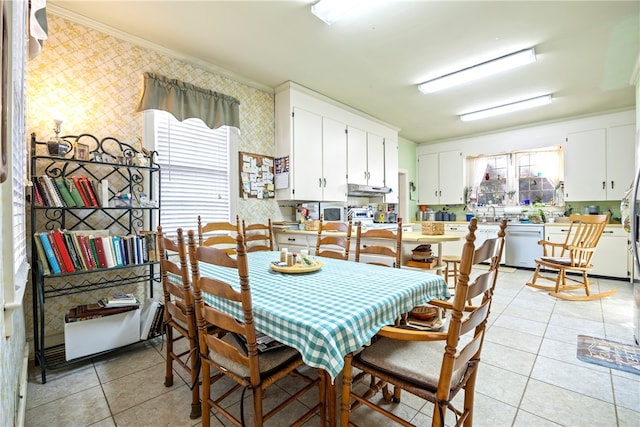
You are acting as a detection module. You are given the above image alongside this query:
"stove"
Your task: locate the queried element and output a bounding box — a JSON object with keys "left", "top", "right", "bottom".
{"left": 358, "top": 219, "right": 399, "bottom": 230}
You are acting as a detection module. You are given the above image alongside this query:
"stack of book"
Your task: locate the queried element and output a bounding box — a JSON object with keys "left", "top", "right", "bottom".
{"left": 99, "top": 293, "right": 140, "bottom": 308}
{"left": 33, "top": 175, "right": 103, "bottom": 208}
{"left": 33, "top": 229, "right": 158, "bottom": 275}
{"left": 66, "top": 295, "right": 140, "bottom": 323}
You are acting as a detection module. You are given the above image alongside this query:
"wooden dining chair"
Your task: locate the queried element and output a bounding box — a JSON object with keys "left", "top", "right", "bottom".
{"left": 526, "top": 213, "right": 616, "bottom": 300}
{"left": 315, "top": 215, "right": 353, "bottom": 260}
{"left": 241, "top": 218, "right": 274, "bottom": 252}
{"left": 197, "top": 215, "right": 240, "bottom": 254}
{"left": 340, "top": 218, "right": 505, "bottom": 427}
{"left": 186, "top": 231, "right": 326, "bottom": 427}
{"left": 354, "top": 220, "right": 402, "bottom": 268}
{"left": 157, "top": 226, "right": 201, "bottom": 419}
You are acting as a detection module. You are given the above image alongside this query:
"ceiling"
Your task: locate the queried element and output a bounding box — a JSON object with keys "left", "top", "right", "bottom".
{"left": 49, "top": 1, "right": 639, "bottom": 144}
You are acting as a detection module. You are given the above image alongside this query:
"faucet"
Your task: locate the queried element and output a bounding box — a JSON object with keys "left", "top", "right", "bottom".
{"left": 488, "top": 205, "right": 496, "bottom": 222}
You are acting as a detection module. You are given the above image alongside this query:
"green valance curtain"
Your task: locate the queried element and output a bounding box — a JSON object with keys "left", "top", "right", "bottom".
{"left": 136, "top": 72, "right": 240, "bottom": 130}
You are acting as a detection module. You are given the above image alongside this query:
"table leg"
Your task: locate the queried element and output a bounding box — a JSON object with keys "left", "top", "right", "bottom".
{"left": 435, "top": 242, "right": 443, "bottom": 275}
{"left": 326, "top": 374, "right": 337, "bottom": 427}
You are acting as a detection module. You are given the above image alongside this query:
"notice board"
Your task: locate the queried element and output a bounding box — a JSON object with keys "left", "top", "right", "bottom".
{"left": 239, "top": 151, "right": 275, "bottom": 199}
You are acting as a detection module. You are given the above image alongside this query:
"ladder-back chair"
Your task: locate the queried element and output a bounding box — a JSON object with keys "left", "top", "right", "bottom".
{"left": 354, "top": 220, "right": 403, "bottom": 268}
{"left": 157, "top": 226, "right": 201, "bottom": 419}
{"left": 186, "top": 231, "right": 325, "bottom": 427}
{"left": 242, "top": 218, "right": 274, "bottom": 252}
{"left": 527, "top": 214, "right": 615, "bottom": 300}
{"left": 340, "top": 218, "right": 505, "bottom": 427}
{"left": 197, "top": 215, "right": 240, "bottom": 254}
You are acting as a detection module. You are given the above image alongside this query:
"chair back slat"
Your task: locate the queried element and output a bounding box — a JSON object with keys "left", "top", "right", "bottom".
{"left": 197, "top": 215, "right": 240, "bottom": 254}
{"left": 355, "top": 221, "right": 402, "bottom": 267}
{"left": 242, "top": 218, "right": 274, "bottom": 252}
{"left": 315, "top": 216, "right": 353, "bottom": 260}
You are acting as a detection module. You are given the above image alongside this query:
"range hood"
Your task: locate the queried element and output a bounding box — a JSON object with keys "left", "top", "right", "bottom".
{"left": 347, "top": 183, "right": 392, "bottom": 196}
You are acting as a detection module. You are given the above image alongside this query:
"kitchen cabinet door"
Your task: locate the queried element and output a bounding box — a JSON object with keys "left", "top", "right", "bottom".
{"left": 439, "top": 150, "right": 464, "bottom": 205}
{"left": 417, "top": 151, "right": 464, "bottom": 205}
{"left": 347, "top": 126, "right": 368, "bottom": 185}
{"left": 292, "top": 107, "right": 323, "bottom": 200}
{"left": 322, "top": 117, "right": 348, "bottom": 201}
{"left": 564, "top": 129, "right": 607, "bottom": 201}
{"left": 366, "top": 132, "right": 385, "bottom": 187}
{"left": 417, "top": 153, "right": 439, "bottom": 205}
{"left": 606, "top": 124, "right": 634, "bottom": 201}
{"left": 442, "top": 223, "right": 467, "bottom": 256}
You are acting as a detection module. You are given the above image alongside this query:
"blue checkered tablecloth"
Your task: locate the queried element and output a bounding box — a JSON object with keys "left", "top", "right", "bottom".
{"left": 180, "top": 251, "right": 449, "bottom": 380}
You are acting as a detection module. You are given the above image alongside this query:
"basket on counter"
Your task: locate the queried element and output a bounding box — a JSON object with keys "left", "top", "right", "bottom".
{"left": 304, "top": 220, "right": 320, "bottom": 231}
{"left": 421, "top": 221, "right": 444, "bottom": 235}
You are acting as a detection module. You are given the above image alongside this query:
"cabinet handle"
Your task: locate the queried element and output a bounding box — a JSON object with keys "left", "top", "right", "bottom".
{"left": 439, "top": 190, "right": 442, "bottom": 197}
{"left": 323, "top": 178, "right": 327, "bottom": 188}
{"left": 434, "top": 191, "right": 437, "bottom": 197}
{"left": 318, "top": 178, "right": 322, "bottom": 188}
{"left": 611, "top": 181, "right": 614, "bottom": 189}
{"left": 602, "top": 181, "right": 605, "bottom": 190}
{"left": 602, "top": 230, "right": 614, "bottom": 234}
{"left": 287, "top": 238, "right": 296, "bottom": 242}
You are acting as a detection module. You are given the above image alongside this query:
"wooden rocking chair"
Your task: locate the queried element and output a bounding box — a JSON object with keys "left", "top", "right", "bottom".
{"left": 526, "top": 214, "right": 616, "bottom": 301}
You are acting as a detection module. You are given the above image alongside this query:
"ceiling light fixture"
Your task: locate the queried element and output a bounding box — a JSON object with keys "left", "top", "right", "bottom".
{"left": 311, "top": 0, "right": 367, "bottom": 25}
{"left": 459, "top": 94, "right": 552, "bottom": 122}
{"left": 418, "top": 48, "right": 537, "bottom": 94}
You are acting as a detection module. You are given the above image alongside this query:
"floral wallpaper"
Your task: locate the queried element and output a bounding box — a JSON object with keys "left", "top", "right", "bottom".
{"left": 25, "top": 15, "right": 280, "bottom": 349}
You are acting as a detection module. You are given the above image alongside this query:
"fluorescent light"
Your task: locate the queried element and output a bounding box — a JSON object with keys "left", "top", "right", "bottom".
{"left": 311, "top": 0, "right": 367, "bottom": 25}
{"left": 418, "top": 48, "right": 537, "bottom": 94}
{"left": 459, "top": 94, "right": 552, "bottom": 122}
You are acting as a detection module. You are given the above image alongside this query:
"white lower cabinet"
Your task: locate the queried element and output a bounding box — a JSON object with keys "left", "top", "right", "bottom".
{"left": 545, "top": 224, "right": 629, "bottom": 279}
{"left": 441, "top": 223, "right": 468, "bottom": 257}
{"left": 275, "top": 233, "right": 313, "bottom": 254}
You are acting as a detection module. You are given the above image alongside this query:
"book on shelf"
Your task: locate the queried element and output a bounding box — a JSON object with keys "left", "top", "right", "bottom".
{"left": 71, "top": 176, "right": 91, "bottom": 207}
{"left": 61, "top": 231, "right": 83, "bottom": 271}
{"left": 48, "top": 231, "right": 69, "bottom": 273}
{"left": 93, "top": 236, "right": 108, "bottom": 269}
{"left": 101, "top": 236, "right": 116, "bottom": 268}
{"left": 33, "top": 233, "right": 51, "bottom": 275}
{"left": 79, "top": 177, "right": 99, "bottom": 207}
{"left": 140, "top": 230, "right": 158, "bottom": 262}
{"left": 139, "top": 300, "right": 161, "bottom": 339}
{"left": 32, "top": 177, "right": 44, "bottom": 206}
{"left": 66, "top": 178, "right": 86, "bottom": 207}
{"left": 37, "top": 232, "right": 61, "bottom": 274}
{"left": 148, "top": 302, "right": 165, "bottom": 339}
{"left": 54, "top": 177, "right": 77, "bottom": 207}
{"left": 40, "top": 176, "right": 63, "bottom": 207}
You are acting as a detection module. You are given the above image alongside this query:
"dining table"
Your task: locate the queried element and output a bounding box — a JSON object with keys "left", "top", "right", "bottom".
{"left": 180, "top": 250, "right": 450, "bottom": 425}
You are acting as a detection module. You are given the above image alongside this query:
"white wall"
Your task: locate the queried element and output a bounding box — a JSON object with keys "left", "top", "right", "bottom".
{"left": 416, "top": 109, "right": 635, "bottom": 158}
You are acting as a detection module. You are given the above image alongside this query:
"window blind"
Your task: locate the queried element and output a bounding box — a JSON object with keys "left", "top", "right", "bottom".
{"left": 153, "top": 111, "right": 231, "bottom": 237}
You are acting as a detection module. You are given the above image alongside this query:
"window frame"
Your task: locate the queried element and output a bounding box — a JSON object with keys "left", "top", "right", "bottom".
{"left": 142, "top": 110, "right": 239, "bottom": 237}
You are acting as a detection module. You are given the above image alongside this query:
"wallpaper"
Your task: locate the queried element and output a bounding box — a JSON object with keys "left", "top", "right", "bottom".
{"left": 25, "top": 15, "right": 280, "bottom": 348}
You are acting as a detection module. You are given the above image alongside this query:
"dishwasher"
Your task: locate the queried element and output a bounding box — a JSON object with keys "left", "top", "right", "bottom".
{"left": 505, "top": 223, "right": 545, "bottom": 268}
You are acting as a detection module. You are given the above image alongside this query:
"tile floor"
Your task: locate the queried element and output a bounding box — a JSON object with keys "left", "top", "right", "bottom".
{"left": 25, "top": 268, "right": 640, "bottom": 426}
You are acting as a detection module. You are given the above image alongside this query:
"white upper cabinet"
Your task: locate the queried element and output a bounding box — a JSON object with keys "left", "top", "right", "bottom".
{"left": 347, "top": 127, "right": 385, "bottom": 187}
{"left": 275, "top": 82, "right": 398, "bottom": 202}
{"left": 417, "top": 151, "right": 464, "bottom": 205}
{"left": 321, "top": 117, "right": 348, "bottom": 201}
{"left": 564, "top": 125, "right": 634, "bottom": 201}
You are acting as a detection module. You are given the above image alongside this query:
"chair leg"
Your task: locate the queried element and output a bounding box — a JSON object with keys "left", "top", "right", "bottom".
{"left": 202, "top": 362, "right": 211, "bottom": 427}
{"left": 189, "top": 335, "right": 201, "bottom": 419}
{"left": 164, "top": 325, "right": 174, "bottom": 387}
{"left": 253, "top": 387, "right": 264, "bottom": 427}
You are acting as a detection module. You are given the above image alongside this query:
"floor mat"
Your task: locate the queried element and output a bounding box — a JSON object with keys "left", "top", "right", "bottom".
{"left": 576, "top": 335, "right": 640, "bottom": 375}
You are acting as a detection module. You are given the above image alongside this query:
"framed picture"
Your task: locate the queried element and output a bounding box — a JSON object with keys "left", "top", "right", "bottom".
{"left": 75, "top": 142, "right": 90, "bottom": 161}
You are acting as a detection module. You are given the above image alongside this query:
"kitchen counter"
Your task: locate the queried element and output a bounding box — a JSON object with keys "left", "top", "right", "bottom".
{"left": 274, "top": 228, "right": 461, "bottom": 243}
